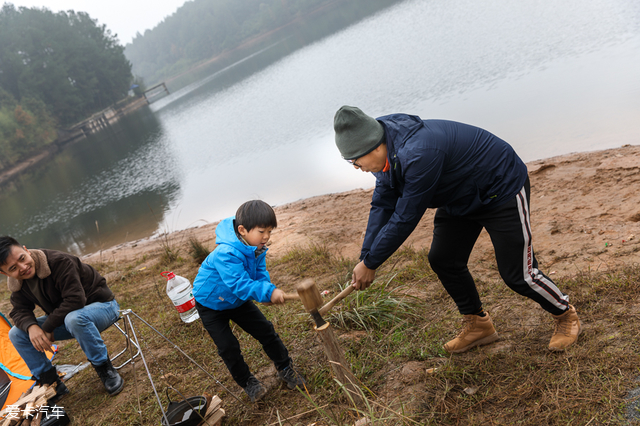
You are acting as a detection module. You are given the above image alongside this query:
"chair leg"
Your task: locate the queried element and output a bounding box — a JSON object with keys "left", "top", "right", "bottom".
{"left": 110, "top": 319, "right": 141, "bottom": 370}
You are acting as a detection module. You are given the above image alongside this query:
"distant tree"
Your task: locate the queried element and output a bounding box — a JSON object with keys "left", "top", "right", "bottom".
{"left": 125, "top": 0, "right": 329, "bottom": 85}
{"left": 0, "top": 88, "right": 57, "bottom": 169}
{"left": 0, "top": 4, "right": 132, "bottom": 126}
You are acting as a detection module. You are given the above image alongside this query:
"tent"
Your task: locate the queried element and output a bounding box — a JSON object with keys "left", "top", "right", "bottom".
{"left": 0, "top": 312, "right": 55, "bottom": 410}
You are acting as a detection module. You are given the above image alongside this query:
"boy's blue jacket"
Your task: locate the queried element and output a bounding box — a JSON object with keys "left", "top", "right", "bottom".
{"left": 193, "top": 217, "right": 275, "bottom": 310}
{"left": 362, "top": 114, "right": 528, "bottom": 270}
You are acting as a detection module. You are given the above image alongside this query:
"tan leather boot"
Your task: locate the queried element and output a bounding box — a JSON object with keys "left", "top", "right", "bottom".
{"left": 549, "top": 304, "right": 582, "bottom": 351}
{"left": 444, "top": 313, "right": 499, "bottom": 353}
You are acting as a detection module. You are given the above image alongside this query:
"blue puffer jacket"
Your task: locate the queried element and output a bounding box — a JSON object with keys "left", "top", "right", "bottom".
{"left": 193, "top": 217, "right": 275, "bottom": 310}
{"left": 361, "top": 114, "right": 528, "bottom": 269}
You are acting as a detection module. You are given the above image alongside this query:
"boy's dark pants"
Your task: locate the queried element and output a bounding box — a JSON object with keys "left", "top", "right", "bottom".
{"left": 196, "top": 301, "right": 292, "bottom": 388}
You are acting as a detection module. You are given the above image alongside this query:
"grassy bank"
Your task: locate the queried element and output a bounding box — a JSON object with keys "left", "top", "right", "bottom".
{"left": 12, "top": 236, "right": 637, "bottom": 425}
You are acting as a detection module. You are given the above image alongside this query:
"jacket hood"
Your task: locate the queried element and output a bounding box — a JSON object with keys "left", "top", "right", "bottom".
{"left": 215, "top": 217, "right": 268, "bottom": 257}
{"left": 378, "top": 114, "right": 425, "bottom": 149}
{"left": 374, "top": 114, "right": 425, "bottom": 189}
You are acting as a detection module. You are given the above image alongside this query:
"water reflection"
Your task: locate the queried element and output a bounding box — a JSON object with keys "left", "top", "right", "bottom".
{"left": 0, "top": 108, "right": 181, "bottom": 254}
{"left": 152, "top": 0, "right": 405, "bottom": 112}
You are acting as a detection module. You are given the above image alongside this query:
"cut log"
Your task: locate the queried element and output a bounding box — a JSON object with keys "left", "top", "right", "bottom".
{"left": 21, "top": 402, "right": 35, "bottom": 419}
{"left": 202, "top": 395, "right": 222, "bottom": 419}
{"left": 32, "top": 397, "right": 46, "bottom": 410}
{"left": 202, "top": 408, "right": 225, "bottom": 426}
{"left": 1, "top": 416, "right": 18, "bottom": 426}
{"left": 43, "top": 387, "right": 56, "bottom": 401}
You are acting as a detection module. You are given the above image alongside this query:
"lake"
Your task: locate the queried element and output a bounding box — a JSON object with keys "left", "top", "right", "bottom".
{"left": 1, "top": 0, "right": 639, "bottom": 255}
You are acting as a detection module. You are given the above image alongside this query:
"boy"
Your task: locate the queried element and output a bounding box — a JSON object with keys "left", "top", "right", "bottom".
{"left": 193, "top": 200, "right": 306, "bottom": 402}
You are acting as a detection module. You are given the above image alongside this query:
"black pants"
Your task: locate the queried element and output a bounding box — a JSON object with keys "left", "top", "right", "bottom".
{"left": 196, "top": 301, "right": 291, "bottom": 388}
{"left": 428, "top": 177, "right": 570, "bottom": 316}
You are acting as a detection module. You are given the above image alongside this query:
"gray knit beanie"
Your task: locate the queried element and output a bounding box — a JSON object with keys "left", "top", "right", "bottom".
{"left": 334, "top": 105, "right": 384, "bottom": 160}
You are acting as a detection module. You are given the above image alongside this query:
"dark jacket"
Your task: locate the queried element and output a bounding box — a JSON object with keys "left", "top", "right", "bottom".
{"left": 9, "top": 249, "right": 114, "bottom": 334}
{"left": 361, "top": 114, "right": 528, "bottom": 269}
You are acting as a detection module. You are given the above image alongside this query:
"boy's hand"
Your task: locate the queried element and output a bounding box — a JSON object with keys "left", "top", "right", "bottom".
{"left": 270, "top": 288, "right": 285, "bottom": 304}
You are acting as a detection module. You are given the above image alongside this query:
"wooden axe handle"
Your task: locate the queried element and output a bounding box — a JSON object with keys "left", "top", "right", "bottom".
{"left": 283, "top": 293, "right": 300, "bottom": 301}
{"left": 318, "top": 285, "right": 355, "bottom": 316}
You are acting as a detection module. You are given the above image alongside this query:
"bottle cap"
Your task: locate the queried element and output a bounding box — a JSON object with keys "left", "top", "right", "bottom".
{"left": 161, "top": 271, "right": 176, "bottom": 280}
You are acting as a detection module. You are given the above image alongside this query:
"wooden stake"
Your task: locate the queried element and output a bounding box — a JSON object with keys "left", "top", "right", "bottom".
{"left": 315, "top": 322, "right": 365, "bottom": 408}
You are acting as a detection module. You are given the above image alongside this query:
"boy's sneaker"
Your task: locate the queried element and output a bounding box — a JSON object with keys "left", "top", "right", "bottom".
{"left": 549, "top": 304, "right": 582, "bottom": 351}
{"left": 243, "top": 376, "right": 267, "bottom": 402}
{"left": 444, "top": 312, "right": 499, "bottom": 353}
{"left": 277, "top": 365, "right": 307, "bottom": 390}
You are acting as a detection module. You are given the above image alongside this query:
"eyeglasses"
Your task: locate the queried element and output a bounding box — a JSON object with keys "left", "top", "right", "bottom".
{"left": 345, "top": 158, "right": 361, "bottom": 168}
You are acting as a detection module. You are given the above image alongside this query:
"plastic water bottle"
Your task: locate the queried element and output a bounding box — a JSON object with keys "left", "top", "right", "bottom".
{"left": 161, "top": 271, "right": 199, "bottom": 323}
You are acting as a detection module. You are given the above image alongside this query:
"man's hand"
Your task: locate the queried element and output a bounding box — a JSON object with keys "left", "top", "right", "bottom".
{"left": 28, "top": 324, "right": 54, "bottom": 353}
{"left": 352, "top": 261, "right": 376, "bottom": 290}
{"left": 270, "top": 288, "right": 285, "bottom": 304}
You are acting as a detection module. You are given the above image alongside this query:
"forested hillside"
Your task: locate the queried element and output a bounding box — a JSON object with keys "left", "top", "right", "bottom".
{"left": 0, "top": 4, "right": 132, "bottom": 170}
{"left": 125, "top": 0, "right": 398, "bottom": 86}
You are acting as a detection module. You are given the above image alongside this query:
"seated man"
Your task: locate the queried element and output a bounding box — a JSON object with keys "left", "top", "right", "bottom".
{"left": 0, "top": 236, "right": 124, "bottom": 400}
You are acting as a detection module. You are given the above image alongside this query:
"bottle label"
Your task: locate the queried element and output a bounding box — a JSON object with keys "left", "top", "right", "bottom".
{"left": 174, "top": 297, "right": 196, "bottom": 313}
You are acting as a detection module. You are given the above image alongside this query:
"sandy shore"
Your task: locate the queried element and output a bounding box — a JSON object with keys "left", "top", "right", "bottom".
{"left": 84, "top": 144, "right": 640, "bottom": 279}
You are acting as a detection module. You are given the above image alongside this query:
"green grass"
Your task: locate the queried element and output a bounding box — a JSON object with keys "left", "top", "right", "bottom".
{"left": 328, "top": 276, "right": 422, "bottom": 331}
{"left": 5, "top": 243, "right": 639, "bottom": 425}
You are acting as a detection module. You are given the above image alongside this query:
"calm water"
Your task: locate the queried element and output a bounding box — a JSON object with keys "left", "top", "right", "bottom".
{"left": 2, "top": 0, "right": 639, "bottom": 255}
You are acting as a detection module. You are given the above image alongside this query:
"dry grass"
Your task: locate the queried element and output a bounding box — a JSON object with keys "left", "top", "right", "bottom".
{"left": 2, "top": 242, "right": 639, "bottom": 425}
{"left": 188, "top": 235, "right": 212, "bottom": 265}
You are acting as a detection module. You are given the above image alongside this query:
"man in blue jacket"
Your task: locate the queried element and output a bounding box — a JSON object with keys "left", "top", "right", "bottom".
{"left": 333, "top": 105, "right": 581, "bottom": 352}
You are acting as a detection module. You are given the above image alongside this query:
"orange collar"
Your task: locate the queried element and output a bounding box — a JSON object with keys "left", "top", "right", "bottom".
{"left": 382, "top": 158, "right": 390, "bottom": 172}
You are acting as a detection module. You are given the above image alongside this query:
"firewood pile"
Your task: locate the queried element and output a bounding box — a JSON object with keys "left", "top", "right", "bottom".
{"left": 0, "top": 383, "right": 61, "bottom": 426}
{"left": 198, "top": 393, "right": 225, "bottom": 426}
